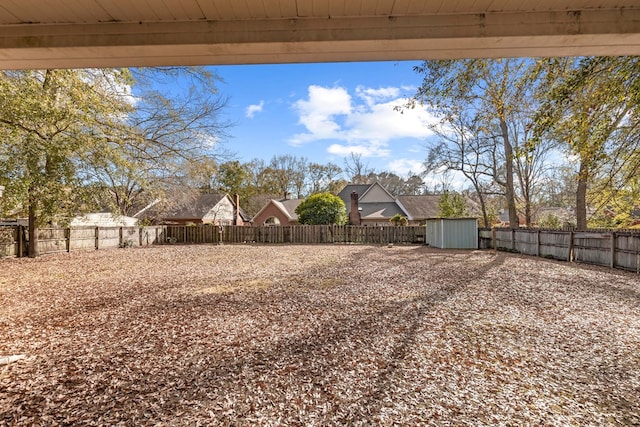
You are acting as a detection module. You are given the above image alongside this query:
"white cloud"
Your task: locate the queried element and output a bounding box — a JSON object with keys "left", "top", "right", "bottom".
{"left": 387, "top": 158, "right": 426, "bottom": 177}
{"left": 327, "top": 142, "right": 391, "bottom": 158}
{"left": 356, "top": 86, "right": 400, "bottom": 106}
{"left": 290, "top": 86, "right": 352, "bottom": 145}
{"left": 289, "top": 84, "right": 438, "bottom": 157}
{"left": 245, "top": 100, "right": 265, "bottom": 118}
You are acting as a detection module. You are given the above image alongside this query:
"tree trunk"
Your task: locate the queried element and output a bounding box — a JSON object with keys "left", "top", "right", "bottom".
{"left": 27, "top": 185, "right": 39, "bottom": 258}
{"left": 500, "top": 118, "right": 519, "bottom": 228}
{"left": 523, "top": 176, "right": 532, "bottom": 227}
{"left": 524, "top": 202, "right": 532, "bottom": 228}
{"left": 576, "top": 160, "right": 589, "bottom": 230}
{"left": 471, "top": 180, "right": 489, "bottom": 227}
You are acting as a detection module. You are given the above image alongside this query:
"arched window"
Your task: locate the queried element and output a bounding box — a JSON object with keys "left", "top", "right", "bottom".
{"left": 264, "top": 217, "right": 280, "bottom": 225}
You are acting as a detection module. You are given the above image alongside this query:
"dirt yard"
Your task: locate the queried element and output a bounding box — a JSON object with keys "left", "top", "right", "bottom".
{"left": 1, "top": 245, "right": 639, "bottom": 426}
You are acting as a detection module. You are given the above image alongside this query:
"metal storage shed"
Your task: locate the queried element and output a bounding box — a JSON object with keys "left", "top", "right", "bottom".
{"left": 426, "top": 218, "right": 478, "bottom": 249}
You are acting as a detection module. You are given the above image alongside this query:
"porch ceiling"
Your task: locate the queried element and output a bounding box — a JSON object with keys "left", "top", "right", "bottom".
{"left": 0, "top": 1, "right": 638, "bottom": 69}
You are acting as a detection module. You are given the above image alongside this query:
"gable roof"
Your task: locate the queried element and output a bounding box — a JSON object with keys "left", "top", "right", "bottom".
{"left": 396, "top": 195, "right": 441, "bottom": 220}
{"left": 359, "top": 202, "right": 406, "bottom": 220}
{"left": 337, "top": 184, "right": 371, "bottom": 207}
{"left": 338, "top": 182, "right": 396, "bottom": 206}
{"left": 273, "top": 198, "right": 303, "bottom": 220}
{"left": 253, "top": 198, "right": 304, "bottom": 222}
{"left": 237, "top": 207, "right": 252, "bottom": 223}
{"left": 360, "top": 182, "right": 395, "bottom": 203}
{"left": 338, "top": 182, "right": 408, "bottom": 221}
{"left": 164, "top": 193, "right": 228, "bottom": 219}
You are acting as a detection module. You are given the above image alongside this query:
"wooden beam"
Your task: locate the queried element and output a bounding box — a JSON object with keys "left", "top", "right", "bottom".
{"left": 0, "top": 9, "right": 639, "bottom": 69}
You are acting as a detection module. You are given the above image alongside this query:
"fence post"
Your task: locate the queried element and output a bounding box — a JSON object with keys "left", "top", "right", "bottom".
{"left": 16, "top": 225, "right": 24, "bottom": 258}
{"left": 636, "top": 235, "right": 639, "bottom": 274}
{"left": 95, "top": 227, "right": 100, "bottom": 250}
{"left": 511, "top": 229, "right": 516, "bottom": 251}
{"left": 66, "top": 227, "right": 71, "bottom": 253}
{"left": 568, "top": 231, "right": 574, "bottom": 262}
{"left": 536, "top": 229, "right": 541, "bottom": 257}
{"left": 491, "top": 228, "right": 496, "bottom": 252}
{"left": 610, "top": 232, "right": 616, "bottom": 269}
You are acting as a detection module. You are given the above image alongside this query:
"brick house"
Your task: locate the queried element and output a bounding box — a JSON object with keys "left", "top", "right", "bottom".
{"left": 252, "top": 197, "right": 303, "bottom": 226}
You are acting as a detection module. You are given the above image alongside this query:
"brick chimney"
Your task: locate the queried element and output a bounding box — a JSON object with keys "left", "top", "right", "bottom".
{"left": 349, "top": 191, "right": 361, "bottom": 225}
{"left": 233, "top": 194, "right": 243, "bottom": 226}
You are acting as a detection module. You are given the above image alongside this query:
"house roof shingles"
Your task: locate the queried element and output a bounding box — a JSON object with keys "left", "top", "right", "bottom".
{"left": 272, "top": 198, "right": 303, "bottom": 221}
{"left": 396, "top": 195, "right": 441, "bottom": 220}
{"left": 359, "top": 202, "right": 406, "bottom": 220}
{"left": 337, "top": 184, "right": 372, "bottom": 207}
{"left": 165, "top": 193, "right": 227, "bottom": 219}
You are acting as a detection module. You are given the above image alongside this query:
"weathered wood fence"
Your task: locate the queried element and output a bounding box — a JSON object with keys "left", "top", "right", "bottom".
{"left": 0, "top": 225, "right": 426, "bottom": 257}
{"left": 0, "top": 225, "right": 165, "bottom": 257}
{"left": 3, "top": 224, "right": 638, "bottom": 273}
{"left": 165, "top": 225, "right": 426, "bottom": 245}
{"left": 479, "top": 228, "right": 640, "bottom": 272}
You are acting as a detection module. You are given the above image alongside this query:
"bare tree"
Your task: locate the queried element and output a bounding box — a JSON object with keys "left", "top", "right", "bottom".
{"left": 344, "top": 152, "right": 374, "bottom": 184}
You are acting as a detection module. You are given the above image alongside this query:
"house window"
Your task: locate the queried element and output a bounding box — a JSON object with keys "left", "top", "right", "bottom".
{"left": 264, "top": 217, "right": 280, "bottom": 225}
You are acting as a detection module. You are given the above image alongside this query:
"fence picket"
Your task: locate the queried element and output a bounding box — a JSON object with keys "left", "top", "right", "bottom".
{"left": 3, "top": 223, "right": 638, "bottom": 273}
{"left": 479, "top": 228, "right": 640, "bottom": 272}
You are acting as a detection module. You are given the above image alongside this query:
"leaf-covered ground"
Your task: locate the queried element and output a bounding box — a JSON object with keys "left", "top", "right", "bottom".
{"left": 1, "top": 245, "right": 639, "bottom": 426}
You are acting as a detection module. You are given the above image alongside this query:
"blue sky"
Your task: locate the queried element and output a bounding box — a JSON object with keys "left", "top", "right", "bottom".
{"left": 214, "top": 61, "right": 440, "bottom": 178}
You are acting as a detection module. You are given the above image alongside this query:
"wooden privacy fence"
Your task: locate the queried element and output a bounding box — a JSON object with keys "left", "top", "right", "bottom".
{"left": 0, "top": 225, "right": 165, "bottom": 257}
{"left": 165, "top": 225, "right": 426, "bottom": 245}
{"left": 0, "top": 225, "right": 425, "bottom": 257}
{"left": 2, "top": 224, "right": 638, "bottom": 273}
{"left": 479, "top": 228, "right": 640, "bottom": 273}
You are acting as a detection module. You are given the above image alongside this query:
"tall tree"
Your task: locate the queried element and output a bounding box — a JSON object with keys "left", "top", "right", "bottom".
{"left": 438, "top": 191, "right": 469, "bottom": 218}
{"left": 422, "top": 106, "right": 497, "bottom": 226}
{"left": 534, "top": 56, "right": 640, "bottom": 229}
{"left": 344, "top": 152, "right": 374, "bottom": 184}
{"left": 85, "top": 67, "right": 231, "bottom": 218}
{"left": 362, "top": 171, "right": 424, "bottom": 196}
{"left": 307, "top": 162, "right": 343, "bottom": 194}
{"left": 0, "top": 67, "right": 231, "bottom": 256}
{"left": 412, "top": 59, "right": 541, "bottom": 228}
{"left": 0, "top": 69, "right": 132, "bottom": 257}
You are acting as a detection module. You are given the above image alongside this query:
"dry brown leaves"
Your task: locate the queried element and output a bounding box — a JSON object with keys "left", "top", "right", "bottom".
{"left": 1, "top": 245, "right": 639, "bottom": 426}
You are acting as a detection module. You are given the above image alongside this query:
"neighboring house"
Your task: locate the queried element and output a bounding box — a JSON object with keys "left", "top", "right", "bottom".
{"left": 338, "top": 182, "right": 406, "bottom": 226}
{"left": 71, "top": 212, "right": 138, "bottom": 227}
{"left": 338, "top": 182, "right": 477, "bottom": 226}
{"left": 162, "top": 193, "right": 250, "bottom": 226}
{"left": 495, "top": 210, "right": 528, "bottom": 228}
{"left": 252, "top": 197, "right": 304, "bottom": 226}
{"left": 395, "top": 195, "right": 442, "bottom": 226}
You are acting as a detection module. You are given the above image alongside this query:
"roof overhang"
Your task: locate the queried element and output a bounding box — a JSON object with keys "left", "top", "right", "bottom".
{"left": 0, "top": 1, "right": 639, "bottom": 70}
